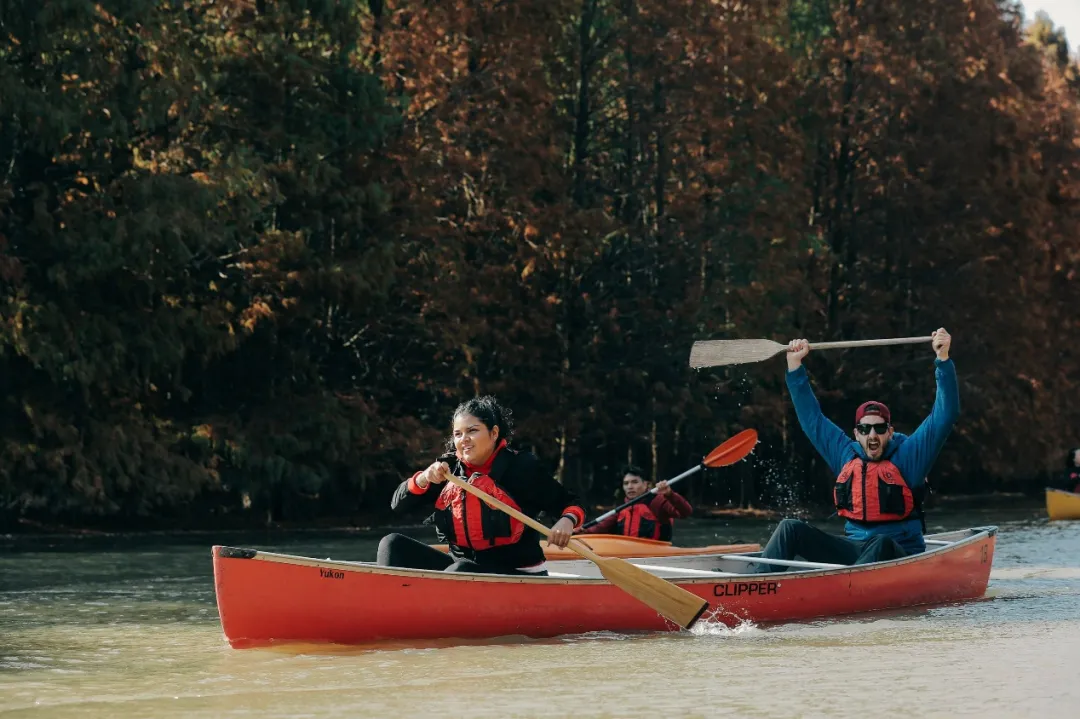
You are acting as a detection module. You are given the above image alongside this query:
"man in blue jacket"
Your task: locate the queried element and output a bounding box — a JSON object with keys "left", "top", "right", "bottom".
{"left": 754, "top": 328, "right": 959, "bottom": 571}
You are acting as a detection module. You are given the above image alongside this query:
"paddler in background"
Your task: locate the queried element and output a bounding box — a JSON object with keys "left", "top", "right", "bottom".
{"left": 576, "top": 465, "right": 693, "bottom": 541}
{"left": 1061, "top": 448, "right": 1080, "bottom": 493}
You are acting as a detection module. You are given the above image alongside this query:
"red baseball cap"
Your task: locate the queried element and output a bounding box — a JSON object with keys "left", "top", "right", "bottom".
{"left": 855, "top": 401, "right": 891, "bottom": 425}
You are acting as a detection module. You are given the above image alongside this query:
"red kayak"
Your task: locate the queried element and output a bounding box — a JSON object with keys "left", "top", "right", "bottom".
{"left": 212, "top": 527, "right": 996, "bottom": 648}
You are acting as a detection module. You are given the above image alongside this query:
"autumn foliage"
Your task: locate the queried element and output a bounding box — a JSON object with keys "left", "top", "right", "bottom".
{"left": 1, "top": 0, "right": 1078, "bottom": 528}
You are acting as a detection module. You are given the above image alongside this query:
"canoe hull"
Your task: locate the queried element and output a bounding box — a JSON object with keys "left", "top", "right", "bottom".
{"left": 1046, "top": 488, "right": 1080, "bottom": 520}
{"left": 431, "top": 534, "right": 761, "bottom": 559}
{"left": 213, "top": 528, "right": 996, "bottom": 648}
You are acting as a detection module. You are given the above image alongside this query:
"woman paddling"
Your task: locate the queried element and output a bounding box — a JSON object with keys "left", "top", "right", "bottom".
{"left": 377, "top": 396, "right": 585, "bottom": 576}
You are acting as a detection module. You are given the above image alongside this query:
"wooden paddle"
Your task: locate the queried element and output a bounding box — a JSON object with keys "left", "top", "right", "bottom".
{"left": 443, "top": 473, "right": 710, "bottom": 629}
{"left": 688, "top": 336, "right": 933, "bottom": 369}
{"left": 580, "top": 429, "right": 759, "bottom": 530}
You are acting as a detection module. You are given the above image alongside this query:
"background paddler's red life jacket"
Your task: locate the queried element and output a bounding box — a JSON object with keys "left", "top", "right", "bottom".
{"left": 615, "top": 502, "right": 662, "bottom": 540}
{"left": 834, "top": 457, "right": 916, "bottom": 523}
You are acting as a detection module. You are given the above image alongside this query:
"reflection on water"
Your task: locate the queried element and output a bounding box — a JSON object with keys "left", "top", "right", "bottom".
{"left": 2, "top": 503, "right": 1079, "bottom": 718}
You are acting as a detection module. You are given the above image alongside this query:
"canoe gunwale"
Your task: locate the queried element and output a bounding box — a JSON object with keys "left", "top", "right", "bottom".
{"left": 212, "top": 525, "right": 997, "bottom": 586}
{"left": 1046, "top": 488, "right": 1080, "bottom": 496}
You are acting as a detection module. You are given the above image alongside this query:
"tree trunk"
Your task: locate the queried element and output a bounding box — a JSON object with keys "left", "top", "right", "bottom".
{"left": 573, "top": 0, "right": 599, "bottom": 207}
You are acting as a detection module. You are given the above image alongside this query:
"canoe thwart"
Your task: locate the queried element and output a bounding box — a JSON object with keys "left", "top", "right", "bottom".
{"left": 717, "top": 554, "right": 847, "bottom": 570}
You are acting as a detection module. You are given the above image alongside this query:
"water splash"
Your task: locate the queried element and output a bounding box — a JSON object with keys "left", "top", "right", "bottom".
{"left": 754, "top": 454, "right": 810, "bottom": 518}
{"left": 691, "top": 617, "right": 762, "bottom": 638}
{"left": 690, "top": 605, "right": 763, "bottom": 637}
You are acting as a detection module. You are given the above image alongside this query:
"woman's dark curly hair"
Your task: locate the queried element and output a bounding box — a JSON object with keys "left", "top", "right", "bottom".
{"left": 445, "top": 395, "right": 514, "bottom": 453}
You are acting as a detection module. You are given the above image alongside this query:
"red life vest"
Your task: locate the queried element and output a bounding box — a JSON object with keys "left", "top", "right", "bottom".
{"left": 1069, "top": 471, "right": 1080, "bottom": 494}
{"left": 615, "top": 502, "right": 662, "bottom": 540}
{"left": 434, "top": 473, "right": 526, "bottom": 550}
{"left": 834, "top": 457, "right": 915, "bottom": 523}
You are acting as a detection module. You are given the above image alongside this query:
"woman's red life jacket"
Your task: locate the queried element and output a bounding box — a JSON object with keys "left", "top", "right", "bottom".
{"left": 833, "top": 457, "right": 915, "bottom": 523}
{"left": 434, "top": 473, "right": 526, "bottom": 550}
{"left": 615, "top": 502, "right": 662, "bottom": 540}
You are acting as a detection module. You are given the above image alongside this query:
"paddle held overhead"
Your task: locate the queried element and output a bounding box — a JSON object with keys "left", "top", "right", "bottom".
{"left": 688, "top": 336, "right": 933, "bottom": 369}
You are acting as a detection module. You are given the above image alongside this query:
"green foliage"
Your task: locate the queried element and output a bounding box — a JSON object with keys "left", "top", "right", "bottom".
{"left": 0, "top": 0, "right": 402, "bottom": 524}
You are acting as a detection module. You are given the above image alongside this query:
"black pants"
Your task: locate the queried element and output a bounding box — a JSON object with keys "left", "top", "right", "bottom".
{"left": 376, "top": 533, "right": 548, "bottom": 576}
{"left": 753, "top": 519, "right": 908, "bottom": 573}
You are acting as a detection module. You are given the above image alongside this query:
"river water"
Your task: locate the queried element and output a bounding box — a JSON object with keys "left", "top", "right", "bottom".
{"left": 2, "top": 503, "right": 1078, "bottom": 718}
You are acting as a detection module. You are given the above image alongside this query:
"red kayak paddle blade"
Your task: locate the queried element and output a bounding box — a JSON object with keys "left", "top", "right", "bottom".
{"left": 703, "top": 429, "right": 758, "bottom": 468}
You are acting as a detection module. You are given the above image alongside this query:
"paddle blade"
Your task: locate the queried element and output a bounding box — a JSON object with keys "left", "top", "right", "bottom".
{"left": 688, "top": 339, "right": 786, "bottom": 368}
{"left": 596, "top": 557, "right": 710, "bottom": 629}
{"left": 703, "top": 428, "right": 759, "bottom": 468}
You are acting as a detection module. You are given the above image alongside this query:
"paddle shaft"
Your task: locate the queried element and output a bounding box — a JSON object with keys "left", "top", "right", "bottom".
{"left": 807, "top": 336, "right": 932, "bottom": 351}
{"left": 689, "top": 335, "right": 934, "bottom": 368}
{"left": 581, "top": 464, "right": 702, "bottom": 530}
{"left": 443, "top": 474, "right": 603, "bottom": 562}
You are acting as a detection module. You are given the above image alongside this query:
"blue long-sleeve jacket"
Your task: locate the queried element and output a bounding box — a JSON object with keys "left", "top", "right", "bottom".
{"left": 786, "top": 358, "right": 960, "bottom": 554}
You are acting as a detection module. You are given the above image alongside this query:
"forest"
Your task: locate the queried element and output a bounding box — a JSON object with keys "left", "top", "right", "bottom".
{"left": 1, "top": 0, "right": 1078, "bottom": 530}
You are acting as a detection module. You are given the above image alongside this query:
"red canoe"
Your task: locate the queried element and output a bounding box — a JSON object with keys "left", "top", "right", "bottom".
{"left": 212, "top": 527, "right": 996, "bottom": 648}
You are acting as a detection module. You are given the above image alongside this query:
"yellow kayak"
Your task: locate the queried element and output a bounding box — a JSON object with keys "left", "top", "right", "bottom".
{"left": 431, "top": 534, "right": 761, "bottom": 560}
{"left": 1046, "top": 488, "right": 1080, "bottom": 521}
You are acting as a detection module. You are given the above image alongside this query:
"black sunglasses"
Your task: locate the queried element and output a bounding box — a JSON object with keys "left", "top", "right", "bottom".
{"left": 855, "top": 423, "right": 891, "bottom": 436}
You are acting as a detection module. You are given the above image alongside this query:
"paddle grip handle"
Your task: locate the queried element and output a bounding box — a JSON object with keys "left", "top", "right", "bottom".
{"left": 444, "top": 474, "right": 602, "bottom": 562}
{"left": 806, "top": 336, "right": 933, "bottom": 351}
{"left": 580, "top": 464, "right": 703, "bottom": 530}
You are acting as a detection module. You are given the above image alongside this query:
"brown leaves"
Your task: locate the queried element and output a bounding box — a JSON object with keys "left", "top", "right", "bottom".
{"left": 3, "top": 0, "right": 1080, "bottom": 526}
